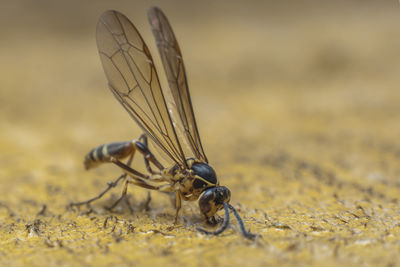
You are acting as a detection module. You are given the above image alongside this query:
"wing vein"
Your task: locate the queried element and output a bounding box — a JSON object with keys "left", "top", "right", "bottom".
{"left": 96, "top": 10, "right": 190, "bottom": 166}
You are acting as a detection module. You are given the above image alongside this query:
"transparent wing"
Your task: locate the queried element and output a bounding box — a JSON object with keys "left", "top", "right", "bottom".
{"left": 147, "top": 7, "right": 208, "bottom": 163}
{"left": 96, "top": 10, "right": 188, "bottom": 167}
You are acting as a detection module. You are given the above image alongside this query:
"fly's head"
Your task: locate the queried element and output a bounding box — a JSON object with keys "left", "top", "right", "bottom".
{"left": 186, "top": 160, "right": 231, "bottom": 220}
{"left": 198, "top": 186, "right": 231, "bottom": 221}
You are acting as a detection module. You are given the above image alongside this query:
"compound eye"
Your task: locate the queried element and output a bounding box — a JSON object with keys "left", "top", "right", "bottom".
{"left": 198, "top": 188, "right": 216, "bottom": 219}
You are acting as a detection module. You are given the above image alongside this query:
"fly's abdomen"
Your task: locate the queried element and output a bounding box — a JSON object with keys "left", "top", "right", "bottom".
{"left": 84, "top": 141, "right": 134, "bottom": 169}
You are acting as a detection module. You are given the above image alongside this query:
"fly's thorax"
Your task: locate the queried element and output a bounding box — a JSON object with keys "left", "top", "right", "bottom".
{"left": 173, "top": 159, "right": 219, "bottom": 201}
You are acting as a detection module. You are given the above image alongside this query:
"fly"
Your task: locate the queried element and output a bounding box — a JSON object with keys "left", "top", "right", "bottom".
{"left": 71, "top": 7, "right": 256, "bottom": 240}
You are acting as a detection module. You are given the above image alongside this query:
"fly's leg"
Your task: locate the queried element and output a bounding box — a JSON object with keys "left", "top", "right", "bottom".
{"left": 127, "top": 135, "right": 177, "bottom": 208}
{"left": 83, "top": 135, "right": 165, "bottom": 179}
{"left": 106, "top": 153, "right": 151, "bottom": 213}
{"left": 111, "top": 163, "right": 179, "bottom": 223}
{"left": 110, "top": 158, "right": 184, "bottom": 225}
{"left": 107, "top": 179, "right": 132, "bottom": 212}
{"left": 70, "top": 154, "right": 134, "bottom": 208}
{"left": 137, "top": 134, "right": 164, "bottom": 174}
{"left": 101, "top": 155, "right": 162, "bottom": 213}
{"left": 141, "top": 192, "right": 152, "bottom": 211}
{"left": 69, "top": 173, "right": 126, "bottom": 207}
{"left": 111, "top": 158, "right": 169, "bottom": 182}
{"left": 74, "top": 135, "right": 169, "bottom": 212}
{"left": 174, "top": 192, "right": 182, "bottom": 224}
{"left": 124, "top": 195, "right": 134, "bottom": 213}
{"left": 127, "top": 177, "right": 174, "bottom": 192}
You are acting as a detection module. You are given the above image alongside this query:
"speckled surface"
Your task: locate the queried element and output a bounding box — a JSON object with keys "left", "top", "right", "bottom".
{"left": 1, "top": 1, "right": 400, "bottom": 266}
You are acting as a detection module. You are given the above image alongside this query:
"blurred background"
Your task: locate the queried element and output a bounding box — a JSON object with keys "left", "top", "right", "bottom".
{"left": 1, "top": 0, "right": 399, "bottom": 168}
{"left": 1, "top": 0, "right": 400, "bottom": 265}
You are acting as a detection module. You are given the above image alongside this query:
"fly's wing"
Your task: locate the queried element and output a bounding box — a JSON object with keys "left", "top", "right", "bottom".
{"left": 96, "top": 10, "right": 187, "bottom": 167}
{"left": 147, "top": 7, "right": 208, "bottom": 163}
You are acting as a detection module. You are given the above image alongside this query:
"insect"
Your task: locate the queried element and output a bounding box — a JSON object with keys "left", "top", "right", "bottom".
{"left": 71, "top": 7, "right": 255, "bottom": 239}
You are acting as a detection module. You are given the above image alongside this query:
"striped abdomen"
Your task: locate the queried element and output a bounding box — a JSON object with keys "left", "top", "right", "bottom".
{"left": 84, "top": 141, "right": 134, "bottom": 169}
